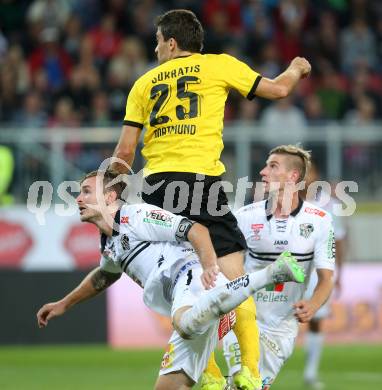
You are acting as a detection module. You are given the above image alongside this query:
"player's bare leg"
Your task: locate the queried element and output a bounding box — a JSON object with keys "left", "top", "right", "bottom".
{"left": 155, "top": 370, "right": 194, "bottom": 390}
{"left": 304, "top": 318, "right": 325, "bottom": 389}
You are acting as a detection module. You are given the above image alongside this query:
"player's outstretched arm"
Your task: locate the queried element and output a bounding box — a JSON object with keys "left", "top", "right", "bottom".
{"left": 187, "top": 223, "right": 219, "bottom": 290}
{"left": 293, "top": 268, "right": 333, "bottom": 323}
{"left": 256, "top": 57, "right": 311, "bottom": 100}
{"left": 111, "top": 125, "right": 142, "bottom": 173}
{"left": 37, "top": 267, "right": 121, "bottom": 328}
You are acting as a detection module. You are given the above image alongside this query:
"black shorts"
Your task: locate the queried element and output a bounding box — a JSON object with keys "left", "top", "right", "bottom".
{"left": 142, "top": 172, "right": 247, "bottom": 257}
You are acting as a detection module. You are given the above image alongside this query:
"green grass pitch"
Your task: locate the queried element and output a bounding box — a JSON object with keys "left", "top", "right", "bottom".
{"left": 1, "top": 345, "right": 381, "bottom": 389}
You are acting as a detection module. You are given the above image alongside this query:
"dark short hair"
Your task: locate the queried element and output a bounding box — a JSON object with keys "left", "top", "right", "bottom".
{"left": 156, "top": 9, "right": 204, "bottom": 52}
{"left": 80, "top": 170, "right": 127, "bottom": 200}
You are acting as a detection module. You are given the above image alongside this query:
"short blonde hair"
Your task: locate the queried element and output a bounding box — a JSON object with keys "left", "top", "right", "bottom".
{"left": 80, "top": 170, "right": 127, "bottom": 200}
{"left": 269, "top": 144, "right": 311, "bottom": 181}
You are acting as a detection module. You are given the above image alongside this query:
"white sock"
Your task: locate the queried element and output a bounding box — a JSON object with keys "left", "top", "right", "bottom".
{"left": 179, "top": 267, "right": 272, "bottom": 336}
{"left": 304, "top": 331, "right": 324, "bottom": 382}
{"left": 223, "top": 330, "right": 241, "bottom": 376}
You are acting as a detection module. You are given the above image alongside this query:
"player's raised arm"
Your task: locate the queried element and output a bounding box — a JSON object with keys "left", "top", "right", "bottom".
{"left": 37, "top": 267, "right": 121, "bottom": 328}
{"left": 111, "top": 124, "right": 142, "bottom": 173}
{"left": 256, "top": 57, "right": 311, "bottom": 100}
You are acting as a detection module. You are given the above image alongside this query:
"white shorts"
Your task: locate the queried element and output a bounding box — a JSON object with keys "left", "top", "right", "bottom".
{"left": 159, "top": 321, "right": 219, "bottom": 383}
{"left": 161, "top": 265, "right": 229, "bottom": 382}
{"left": 223, "top": 329, "right": 295, "bottom": 389}
{"left": 304, "top": 271, "right": 330, "bottom": 319}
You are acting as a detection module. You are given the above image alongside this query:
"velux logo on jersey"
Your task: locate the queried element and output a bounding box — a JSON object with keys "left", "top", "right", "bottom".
{"left": 143, "top": 210, "right": 173, "bottom": 227}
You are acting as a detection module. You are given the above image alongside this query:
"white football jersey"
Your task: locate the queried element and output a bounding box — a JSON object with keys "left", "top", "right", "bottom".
{"left": 99, "top": 203, "right": 199, "bottom": 316}
{"left": 235, "top": 199, "right": 335, "bottom": 337}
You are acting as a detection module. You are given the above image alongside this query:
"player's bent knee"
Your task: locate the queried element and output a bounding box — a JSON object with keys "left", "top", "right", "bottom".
{"left": 155, "top": 371, "right": 194, "bottom": 390}
{"left": 172, "top": 306, "right": 193, "bottom": 340}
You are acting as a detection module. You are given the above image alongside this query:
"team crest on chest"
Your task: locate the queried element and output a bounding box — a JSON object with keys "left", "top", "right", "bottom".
{"left": 299, "top": 223, "right": 314, "bottom": 238}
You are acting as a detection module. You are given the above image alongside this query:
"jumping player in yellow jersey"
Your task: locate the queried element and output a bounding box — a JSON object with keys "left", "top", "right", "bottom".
{"left": 111, "top": 9, "right": 311, "bottom": 390}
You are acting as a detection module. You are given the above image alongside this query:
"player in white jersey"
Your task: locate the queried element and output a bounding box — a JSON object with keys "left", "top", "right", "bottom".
{"left": 36, "top": 170, "right": 306, "bottom": 390}
{"left": 302, "top": 162, "right": 347, "bottom": 389}
{"left": 223, "top": 145, "right": 335, "bottom": 390}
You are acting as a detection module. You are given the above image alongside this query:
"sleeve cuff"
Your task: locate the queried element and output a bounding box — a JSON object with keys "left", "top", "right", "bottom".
{"left": 123, "top": 120, "right": 144, "bottom": 129}
{"left": 246, "top": 75, "right": 262, "bottom": 101}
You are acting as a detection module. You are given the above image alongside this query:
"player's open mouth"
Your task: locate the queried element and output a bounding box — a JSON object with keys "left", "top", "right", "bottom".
{"left": 79, "top": 206, "right": 86, "bottom": 214}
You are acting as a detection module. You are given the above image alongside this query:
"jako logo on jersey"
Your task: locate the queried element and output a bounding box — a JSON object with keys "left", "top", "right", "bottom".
{"left": 144, "top": 210, "right": 173, "bottom": 227}
{"left": 304, "top": 207, "right": 326, "bottom": 217}
{"left": 300, "top": 223, "right": 314, "bottom": 238}
{"left": 226, "top": 275, "right": 249, "bottom": 290}
{"left": 274, "top": 240, "right": 288, "bottom": 246}
{"left": 121, "top": 216, "right": 129, "bottom": 223}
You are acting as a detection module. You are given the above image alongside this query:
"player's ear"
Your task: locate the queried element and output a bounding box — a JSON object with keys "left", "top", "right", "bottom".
{"left": 290, "top": 168, "right": 300, "bottom": 184}
{"left": 105, "top": 190, "right": 118, "bottom": 205}
{"left": 169, "top": 37, "right": 176, "bottom": 50}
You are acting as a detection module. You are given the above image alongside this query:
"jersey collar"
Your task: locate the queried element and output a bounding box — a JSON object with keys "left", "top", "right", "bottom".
{"left": 265, "top": 197, "right": 304, "bottom": 221}
{"left": 112, "top": 208, "right": 121, "bottom": 236}
{"left": 100, "top": 208, "right": 121, "bottom": 252}
{"left": 173, "top": 54, "right": 192, "bottom": 59}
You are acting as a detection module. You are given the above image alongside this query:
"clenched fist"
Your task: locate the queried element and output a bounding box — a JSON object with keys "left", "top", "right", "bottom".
{"left": 290, "top": 57, "right": 311, "bottom": 79}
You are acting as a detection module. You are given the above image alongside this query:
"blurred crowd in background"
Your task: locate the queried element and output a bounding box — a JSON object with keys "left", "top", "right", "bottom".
{"left": 1, "top": 0, "right": 382, "bottom": 129}
{"left": 1, "top": 0, "right": 382, "bottom": 202}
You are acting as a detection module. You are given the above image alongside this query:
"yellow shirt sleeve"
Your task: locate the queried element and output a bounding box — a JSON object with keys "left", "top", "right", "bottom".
{"left": 219, "top": 54, "right": 262, "bottom": 100}
{"left": 123, "top": 80, "right": 145, "bottom": 128}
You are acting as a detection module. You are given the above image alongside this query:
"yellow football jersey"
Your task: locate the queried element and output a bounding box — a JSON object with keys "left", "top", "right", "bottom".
{"left": 124, "top": 53, "right": 261, "bottom": 176}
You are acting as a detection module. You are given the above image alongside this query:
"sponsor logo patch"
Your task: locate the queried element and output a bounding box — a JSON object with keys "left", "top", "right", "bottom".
{"left": 328, "top": 229, "right": 336, "bottom": 260}
{"left": 143, "top": 210, "right": 173, "bottom": 227}
{"left": 226, "top": 275, "right": 249, "bottom": 290}
{"left": 274, "top": 240, "right": 288, "bottom": 246}
{"left": 121, "top": 216, "right": 129, "bottom": 224}
{"left": 304, "top": 207, "right": 326, "bottom": 217}
{"left": 256, "top": 290, "right": 288, "bottom": 303}
{"left": 260, "top": 331, "right": 282, "bottom": 357}
{"left": 251, "top": 223, "right": 264, "bottom": 240}
{"left": 161, "top": 344, "right": 174, "bottom": 369}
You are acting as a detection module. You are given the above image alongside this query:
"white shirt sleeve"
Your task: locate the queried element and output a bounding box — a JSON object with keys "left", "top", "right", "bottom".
{"left": 326, "top": 198, "right": 347, "bottom": 240}
{"left": 99, "top": 255, "right": 123, "bottom": 274}
{"left": 123, "top": 204, "right": 187, "bottom": 243}
{"left": 313, "top": 214, "right": 336, "bottom": 271}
